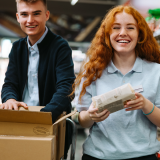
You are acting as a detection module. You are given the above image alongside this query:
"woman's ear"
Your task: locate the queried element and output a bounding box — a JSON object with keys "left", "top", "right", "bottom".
{"left": 137, "top": 36, "right": 141, "bottom": 43}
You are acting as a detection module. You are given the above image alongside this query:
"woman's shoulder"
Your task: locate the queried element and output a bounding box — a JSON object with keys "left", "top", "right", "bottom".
{"left": 142, "top": 58, "right": 160, "bottom": 69}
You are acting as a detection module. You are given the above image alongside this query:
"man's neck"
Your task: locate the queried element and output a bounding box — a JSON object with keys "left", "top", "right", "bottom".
{"left": 28, "top": 35, "right": 41, "bottom": 46}
{"left": 28, "top": 28, "right": 46, "bottom": 46}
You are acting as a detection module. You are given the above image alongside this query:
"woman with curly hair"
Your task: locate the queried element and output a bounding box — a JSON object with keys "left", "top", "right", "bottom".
{"left": 74, "top": 5, "right": 160, "bottom": 160}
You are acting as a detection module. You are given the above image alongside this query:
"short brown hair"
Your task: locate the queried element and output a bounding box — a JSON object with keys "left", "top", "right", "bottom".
{"left": 16, "top": 0, "right": 47, "bottom": 9}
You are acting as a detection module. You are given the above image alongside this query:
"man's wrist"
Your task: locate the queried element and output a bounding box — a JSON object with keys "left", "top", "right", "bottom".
{"left": 6, "top": 99, "right": 17, "bottom": 102}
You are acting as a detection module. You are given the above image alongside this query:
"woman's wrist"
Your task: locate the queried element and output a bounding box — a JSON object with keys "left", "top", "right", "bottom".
{"left": 87, "top": 110, "right": 95, "bottom": 124}
{"left": 142, "top": 99, "right": 154, "bottom": 115}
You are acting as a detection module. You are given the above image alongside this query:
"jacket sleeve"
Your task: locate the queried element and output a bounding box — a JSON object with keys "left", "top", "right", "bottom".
{"left": 40, "top": 43, "right": 75, "bottom": 122}
{"left": 1, "top": 43, "right": 20, "bottom": 103}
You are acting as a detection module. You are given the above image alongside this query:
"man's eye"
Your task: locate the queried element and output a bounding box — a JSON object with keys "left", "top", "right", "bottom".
{"left": 34, "top": 13, "right": 40, "bottom": 15}
{"left": 21, "top": 14, "right": 27, "bottom": 16}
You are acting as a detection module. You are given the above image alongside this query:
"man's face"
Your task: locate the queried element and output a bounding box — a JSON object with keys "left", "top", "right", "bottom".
{"left": 16, "top": 1, "right": 50, "bottom": 41}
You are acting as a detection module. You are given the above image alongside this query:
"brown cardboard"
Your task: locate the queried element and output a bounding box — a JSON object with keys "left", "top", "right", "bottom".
{"left": 0, "top": 106, "right": 77, "bottom": 160}
{"left": 0, "top": 135, "right": 56, "bottom": 160}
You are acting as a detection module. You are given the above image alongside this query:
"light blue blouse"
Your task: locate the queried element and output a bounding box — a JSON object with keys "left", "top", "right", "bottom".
{"left": 76, "top": 57, "right": 160, "bottom": 159}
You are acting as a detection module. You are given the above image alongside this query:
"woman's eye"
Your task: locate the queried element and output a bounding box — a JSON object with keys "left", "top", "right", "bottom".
{"left": 128, "top": 27, "right": 134, "bottom": 29}
{"left": 113, "top": 27, "right": 120, "bottom": 29}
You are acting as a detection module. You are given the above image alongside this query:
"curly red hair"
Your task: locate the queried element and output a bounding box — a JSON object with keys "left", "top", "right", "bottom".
{"left": 73, "top": 5, "right": 160, "bottom": 101}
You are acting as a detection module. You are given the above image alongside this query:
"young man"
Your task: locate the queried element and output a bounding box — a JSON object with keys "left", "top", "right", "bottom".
{"left": 1, "top": 0, "right": 75, "bottom": 157}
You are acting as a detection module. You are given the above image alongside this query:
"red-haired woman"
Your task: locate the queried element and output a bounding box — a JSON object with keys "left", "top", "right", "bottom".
{"left": 74, "top": 5, "right": 160, "bottom": 160}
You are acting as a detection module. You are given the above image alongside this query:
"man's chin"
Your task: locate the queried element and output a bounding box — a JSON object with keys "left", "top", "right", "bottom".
{"left": 26, "top": 32, "right": 38, "bottom": 37}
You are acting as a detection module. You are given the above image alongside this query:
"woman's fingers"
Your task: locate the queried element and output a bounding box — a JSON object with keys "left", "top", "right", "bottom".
{"left": 88, "top": 108, "right": 98, "bottom": 113}
{"left": 89, "top": 109, "right": 109, "bottom": 122}
{"left": 92, "top": 111, "right": 110, "bottom": 122}
{"left": 125, "top": 102, "right": 143, "bottom": 111}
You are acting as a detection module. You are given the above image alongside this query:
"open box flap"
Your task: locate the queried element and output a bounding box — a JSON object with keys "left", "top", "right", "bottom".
{"left": 0, "top": 106, "right": 78, "bottom": 125}
{"left": 0, "top": 106, "right": 52, "bottom": 125}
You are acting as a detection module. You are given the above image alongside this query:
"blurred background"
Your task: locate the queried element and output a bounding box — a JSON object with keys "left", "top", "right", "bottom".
{"left": 0, "top": 0, "right": 160, "bottom": 159}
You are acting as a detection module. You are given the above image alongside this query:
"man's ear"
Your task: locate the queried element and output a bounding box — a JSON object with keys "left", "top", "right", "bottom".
{"left": 16, "top": 12, "right": 20, "bottom": 23}
{"left": 46, "top": 10, "right": 50, "bottom": 21}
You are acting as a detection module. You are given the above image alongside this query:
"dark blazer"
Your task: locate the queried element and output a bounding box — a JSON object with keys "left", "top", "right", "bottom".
{"left": 1, "top": 28, "right": 75, "bottom": 123}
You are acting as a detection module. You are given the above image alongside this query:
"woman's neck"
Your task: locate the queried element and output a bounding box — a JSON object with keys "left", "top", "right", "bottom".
{"left": 112, "top": 52, "right": 136, "bottom": 75}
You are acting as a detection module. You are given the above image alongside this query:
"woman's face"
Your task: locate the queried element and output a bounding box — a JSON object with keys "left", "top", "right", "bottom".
{"left": 109, "top": 11, "right": 139, "bottom": 56}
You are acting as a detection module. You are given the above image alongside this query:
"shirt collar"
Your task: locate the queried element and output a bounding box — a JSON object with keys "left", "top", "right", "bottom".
{"left": 131, "top": 57, "right": 142, "bottom": 73}
{"left": 107, "top": 57, "right": 142, "bottom": 73}
{"left": 108, "top": 60, "right": 118, "bottom": 73}
{"left": 27, "top": 26, "right": 48, "bottom": 52}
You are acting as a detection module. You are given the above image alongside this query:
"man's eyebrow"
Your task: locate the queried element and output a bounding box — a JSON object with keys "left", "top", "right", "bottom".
{"left": 20, "top": 11, "right": 28, "bottom": 14}
{"left": 20, "top": 10, "right": 42, "bottom": 14}
{"left": 33, "top": 10, "right": 42, "bottom": 13}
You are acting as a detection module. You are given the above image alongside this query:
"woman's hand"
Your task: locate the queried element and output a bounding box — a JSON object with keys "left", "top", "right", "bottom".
{"left": 87, "top": 103, "right": 110, "bottom": 122}
{"left": 124, "top": 92, "right": 152, "bottom": 111}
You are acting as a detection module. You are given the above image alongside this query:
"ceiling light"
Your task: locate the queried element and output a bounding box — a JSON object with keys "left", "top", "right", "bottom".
{"left": 71, "top": 0, "right": 78, "bottom": 5}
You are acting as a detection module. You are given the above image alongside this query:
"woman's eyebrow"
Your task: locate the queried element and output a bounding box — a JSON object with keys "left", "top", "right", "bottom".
{"left": 113, "top": 23, "right": 136, "bottom": 26}
{"left": 127, "top": 23, "right": 136, "bottom": 26}
{"left": 113, "top": 23, "right": 120, "bottom": 25}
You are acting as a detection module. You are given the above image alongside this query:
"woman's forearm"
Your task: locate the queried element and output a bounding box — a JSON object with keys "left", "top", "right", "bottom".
{"left": 143, "top": 105, "right": 160, "bottom": 127}
{"left": 78, "top": 110, "right": 94, "bottom": 128}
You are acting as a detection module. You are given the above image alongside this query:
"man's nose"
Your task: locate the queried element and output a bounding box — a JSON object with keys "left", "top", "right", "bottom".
{"left": 27, "top": 15, "right": 34, "bottom": 23}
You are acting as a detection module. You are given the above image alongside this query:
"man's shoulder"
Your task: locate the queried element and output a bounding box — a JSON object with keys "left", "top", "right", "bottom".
{"left": 12, "top": 37, "right": 27, "bottom": 47}
{"left": 46, "top": 29, "right": 69, "bottom": 47}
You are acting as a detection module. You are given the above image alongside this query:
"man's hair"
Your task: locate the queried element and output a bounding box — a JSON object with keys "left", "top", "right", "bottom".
{"left": 16, "top": 0, "right": 47, "bottom": 9}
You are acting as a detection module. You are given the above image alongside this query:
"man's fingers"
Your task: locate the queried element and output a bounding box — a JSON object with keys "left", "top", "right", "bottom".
{"left": 0, "top": 104, "right": 4, "bottom": 109}
{"left": 13, "top": 104, "right": 18, "bottom": 110}
{"left": 8, "top": 104, "right": 13, "bottom": 110}
{"left": 18, "top": 102, "right": 28, "bottom": 109}
{"left": 4, "top": 104, "right": 9, "bottom": 109}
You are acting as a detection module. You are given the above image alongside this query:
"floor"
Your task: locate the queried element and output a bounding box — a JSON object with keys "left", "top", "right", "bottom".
{"left": 67, "top": 127, "right": 88, "bottom": 160}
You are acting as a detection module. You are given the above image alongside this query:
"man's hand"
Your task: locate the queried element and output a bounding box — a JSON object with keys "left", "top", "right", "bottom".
{"left": 88, "top": 103, "right": 110, "bottom": 123}
{"left": 0, "top": 99, "right": 28, "bottom": 110}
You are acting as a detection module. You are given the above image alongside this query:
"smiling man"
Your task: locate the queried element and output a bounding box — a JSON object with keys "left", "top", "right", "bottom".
{"left": 1, "top": 0, "right": 75, "bottom": 158}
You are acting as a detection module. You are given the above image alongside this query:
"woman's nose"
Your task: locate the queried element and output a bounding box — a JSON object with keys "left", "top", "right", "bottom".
{"left": 119, "top": 28, "right": 127, "bottom": 36}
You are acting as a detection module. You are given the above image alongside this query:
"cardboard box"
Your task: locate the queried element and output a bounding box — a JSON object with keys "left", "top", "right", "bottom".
{"left": 0, "top": 135, "right": 56, "bottom": 160}
{"left": 0, "top": 106, "right": 75, "bottom": 160}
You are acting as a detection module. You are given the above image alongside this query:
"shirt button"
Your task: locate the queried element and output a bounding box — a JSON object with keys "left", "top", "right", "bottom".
{"left": 123, "top": 80, "right": 125, "bottom": 83}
